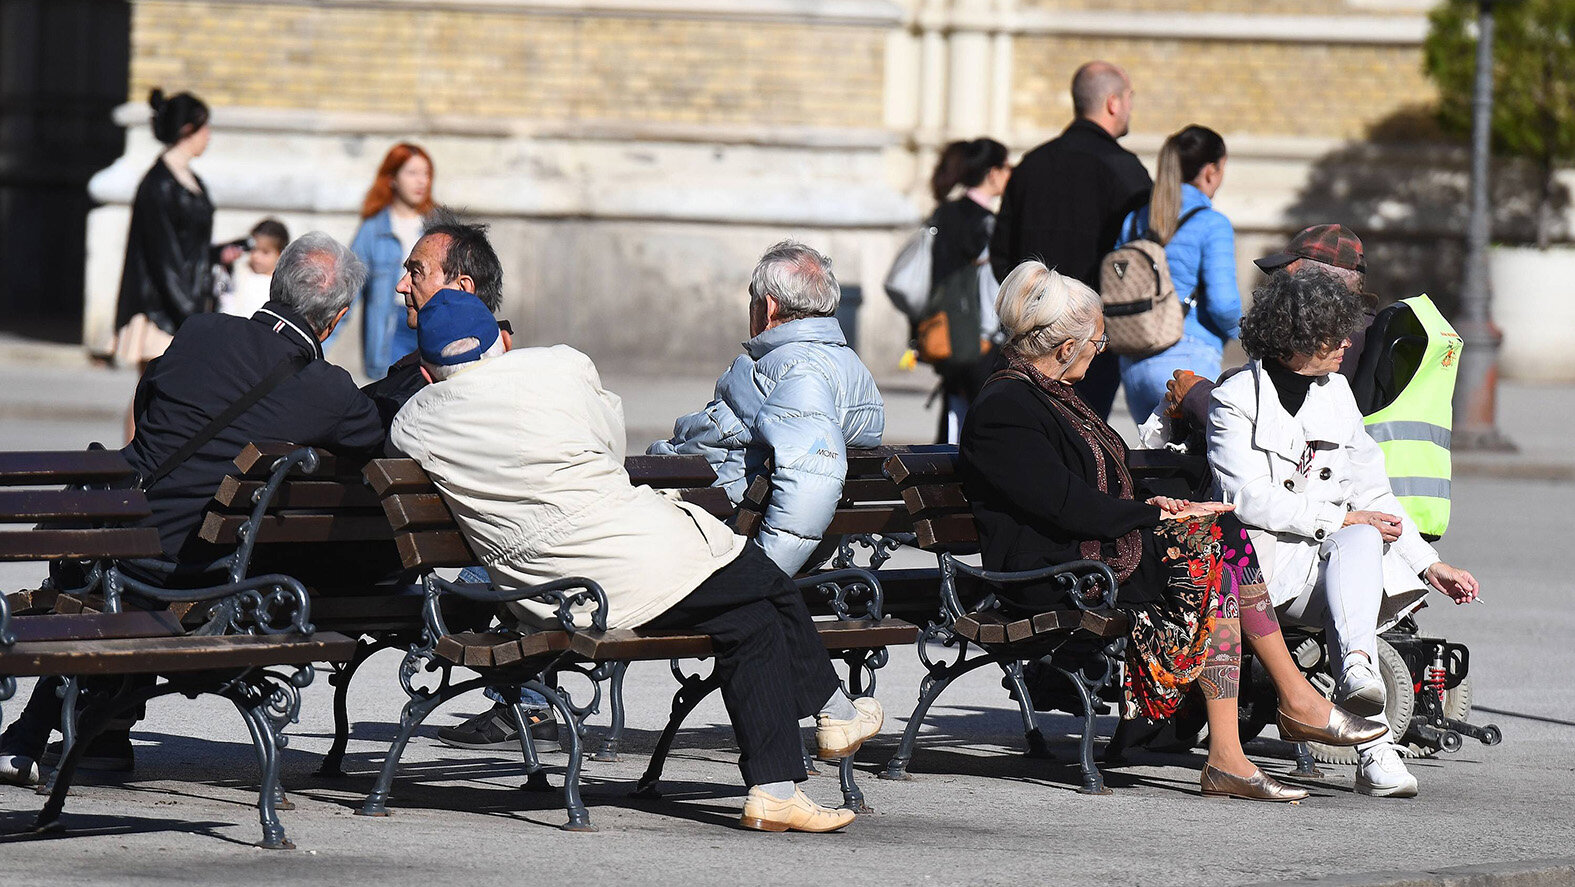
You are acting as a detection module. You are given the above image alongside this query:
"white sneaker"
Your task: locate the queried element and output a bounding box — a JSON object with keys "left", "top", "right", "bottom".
{"left": 0, "top": 753, "right": 43, "bottom": 787}
{"left": 1337, "top": 654, "right": 1386, "bottom": 717}
{"left": 1356, "top": 743, "right": 1418, "bottom": 798}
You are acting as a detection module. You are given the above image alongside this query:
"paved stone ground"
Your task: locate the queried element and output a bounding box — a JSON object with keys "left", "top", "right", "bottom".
{"left": 0, "top": 352, "right": 1572, "bottom": 885}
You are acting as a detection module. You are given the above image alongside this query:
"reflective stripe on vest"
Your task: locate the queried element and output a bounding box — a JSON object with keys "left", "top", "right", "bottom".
{"left": 1362, "top": 294, "right": 1459, "bottom": 538}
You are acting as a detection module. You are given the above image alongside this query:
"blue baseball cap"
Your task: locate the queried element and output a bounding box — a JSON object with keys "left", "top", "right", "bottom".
{"left": 417, "top": 289, "right": 499, "bottom": 368}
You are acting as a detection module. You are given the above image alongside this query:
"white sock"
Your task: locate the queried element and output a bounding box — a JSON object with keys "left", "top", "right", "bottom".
{"left": 819, "top": 688, "right": 858, "bottom": 721}
{"left": 757, "top": 780, "right": 796, "bottom": 800}
{"left": 1357, "top": 729, "right": 1393, "bottom": 756}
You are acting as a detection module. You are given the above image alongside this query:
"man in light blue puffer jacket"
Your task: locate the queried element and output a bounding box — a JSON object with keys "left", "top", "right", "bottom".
{"left": 651, "top": 241, "right": 885, "bottom": 576}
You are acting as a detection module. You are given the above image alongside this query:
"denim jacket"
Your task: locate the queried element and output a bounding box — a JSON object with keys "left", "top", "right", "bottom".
{"left": 346, "top": 208, "right": 419, "bottom": 377}
{"left": 1118, "top": 183, "right": 1241, "bottom": 350}
{"left": 649, "top": 317, "right": 884, "bottom": 574}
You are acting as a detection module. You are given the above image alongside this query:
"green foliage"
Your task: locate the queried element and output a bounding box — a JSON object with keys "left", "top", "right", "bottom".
{"left": 1424, "top": 0, "right": 1575, "bottom": 169}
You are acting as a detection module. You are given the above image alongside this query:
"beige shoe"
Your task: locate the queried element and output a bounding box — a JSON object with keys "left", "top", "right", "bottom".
{"left": 739, "top": 786, "right": 856, "bottom": 833}
{"left": 814, "top": 696, "right": 884, "bottom": 760}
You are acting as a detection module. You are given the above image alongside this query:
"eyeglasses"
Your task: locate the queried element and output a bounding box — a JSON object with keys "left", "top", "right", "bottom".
{"left": 1092, "top": 333, "right": 1109, "bottom": 354}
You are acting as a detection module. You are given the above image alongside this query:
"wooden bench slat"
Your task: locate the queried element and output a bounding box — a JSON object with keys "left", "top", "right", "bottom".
{"left": 623, "top": 454, "right": 718, "bottom": 488}
{"left": 364, "top": 459, "right": 435, "bottom": 496}
{"left": 0, "top": 527, "right": 162, "bottom": 562}
{"left": 0, "top": 631, "right": 359, "bottom": 677}
{"left": 913, "top": 514, "right": 978, "bottom": 549}
{"left": 8, "top": 611, "right": 183, "bottom": 643}
{"left": 899, "top": 483, "right": 969, "bottom": 514}
{"left": 0, "top": 451, "right": 138, "bottom": 486}
{"left": 822, "top": 504, "right": 913, "bottom": 536}
{"left": 568, "top": 617, "right": 917, "bottom": 660}
{"left": 214, "top": 476, "right": 380, "bottom": 510}
{"left": 0, "top": 489, "right": 151, "bottom": 523}
{"left": 396, "top": 531, "right": 477, "bottom": 569}
{"left": 846, "top": 445, "right": 953, "bottom": 476}
{"left": 883, "top": 452, "right": 959, "bottom": 485}
{"left": 233, "top": 444, "right": 346, "bottom": 479}
{"left": 383, "top": 492, "right": 452, "bottom": 531}
{"left": 839, "top": 477, "right": 901, "bottom": 502}
{"left": 677, "top": 487, "right": 733, "bottom": 519}
{"left": 198, "top": 512, "right": 392, "bottom": 545}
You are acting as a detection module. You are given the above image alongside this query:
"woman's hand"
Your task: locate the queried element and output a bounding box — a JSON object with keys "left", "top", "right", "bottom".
{"left": 1424, "top": 562, "right": 1480, "bottom": 604}
{"left": 1344, "top": 509, "right": 1403, "bottom": 543}
{"left": 1154, "top": 499, "right": 1235, "bottom": 520}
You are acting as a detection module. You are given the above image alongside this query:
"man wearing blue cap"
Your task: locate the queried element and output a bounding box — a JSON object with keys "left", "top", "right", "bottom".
{"left": 391, "top": 290, "right": 883, "bottom": 832}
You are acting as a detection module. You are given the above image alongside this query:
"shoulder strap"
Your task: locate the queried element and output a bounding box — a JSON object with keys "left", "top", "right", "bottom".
{"left": 139, "top": 353, "right": 311, "bottom": 491}
{"left": 1141, "top": 205, "right": 1209, "bottom": 244}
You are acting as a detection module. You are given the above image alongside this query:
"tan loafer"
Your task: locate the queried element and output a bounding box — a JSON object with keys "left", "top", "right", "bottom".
{"left": 1277, "top": 705, "right": 1388, "bottom": 747}
{"left": 814, "top": 696, "right": 884, "bottom": 760}
{"left": 739, "top": 787, "right": 856, "bottom": 833}
{"left": 1200, "top": 764, "right": 1309, "bottom": 802}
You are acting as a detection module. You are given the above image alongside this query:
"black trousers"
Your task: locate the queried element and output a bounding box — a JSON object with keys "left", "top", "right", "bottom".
{"left": 645, "top": 544, "right": 842, "bottom": 786}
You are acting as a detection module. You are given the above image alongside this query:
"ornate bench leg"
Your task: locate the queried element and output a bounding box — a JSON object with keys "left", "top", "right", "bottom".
{"left": 837, "top": 754, "right": 870, "bottom": 813}
{"left": 881, "top": 669, "right": 960, "bottom": 781}
{"left": 318, "top": 640, "right": 375, "bottom": 778}
{"left": 1053, "top": 664, "right": 1111, "bottom": 795}
{"left": 593, "top": 661, "right": 628, "bottom": 763}
{"left": 633, "top": 664, "right": 721, "bottom": 799}
{"left": 358, "top": 655, "right": 456, "bottom": 817}
{"left": 510, "top": 700, "right": 550, "bottom": 794}
{"left": 234, "top": 698, "right": 292, "bottom": 849}
{"left": 1291, "top": 741, "right": 1323, "bottom": 778}
{"left": 1000, "top": 660, "right": 1050, "bottom": 758}
{"left": 32, "top": 677, "right": 147, "bottom": 836}
{"left": 524, "top": 678, "right": 595, "bottom": 832}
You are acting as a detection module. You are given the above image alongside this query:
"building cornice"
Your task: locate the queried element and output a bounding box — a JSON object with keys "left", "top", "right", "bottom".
{"left": 213, "top": 0, "right": 903, "bottom": 27}
{"left": 920, "top": 9, "right": 1428, "bottom": 46}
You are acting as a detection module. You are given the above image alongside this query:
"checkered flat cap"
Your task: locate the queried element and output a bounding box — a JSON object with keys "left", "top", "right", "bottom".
{"left": 1255, "top": 224, "right": 1366, "bottom": 274}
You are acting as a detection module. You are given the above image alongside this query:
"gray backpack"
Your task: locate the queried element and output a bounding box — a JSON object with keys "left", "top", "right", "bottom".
{"left": 883, "top": 215, "right": 937, "bottom": 323}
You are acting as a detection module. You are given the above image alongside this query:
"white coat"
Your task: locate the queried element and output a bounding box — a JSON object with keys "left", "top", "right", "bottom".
{"left": 1205, "top": 360, "right": 1439, "bottom": 606}
{"left": 391, "top": 346, "right": 747, "bottom": 630}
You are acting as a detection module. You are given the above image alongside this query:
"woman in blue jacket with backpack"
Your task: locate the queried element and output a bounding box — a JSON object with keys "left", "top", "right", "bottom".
{"left": 1115, "top": 125, "right": 1241, "bottom": 423}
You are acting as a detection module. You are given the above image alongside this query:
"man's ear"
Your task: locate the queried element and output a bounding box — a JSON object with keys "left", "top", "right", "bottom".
{"left": 452, "top": 274, "right": 476, "bottom": 294}
{"left": 499, "top": 328, "right": 513, "bottom": 352}
{"left": 318, "top": 305, "right": 352, "bottom": 342}
{"left": 764, "top": 293, "right": 782, "bottom": 326}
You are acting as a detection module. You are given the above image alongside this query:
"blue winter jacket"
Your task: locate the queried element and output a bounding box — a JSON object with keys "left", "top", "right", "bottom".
{"left": 346, "top": 208, "right": 419, "bottom": 378}
{"left": 649, "top": 316, "right": 884, "bottom": 575}
{"left": 1117, "top": 183, "right": 1241, "bottom": 350}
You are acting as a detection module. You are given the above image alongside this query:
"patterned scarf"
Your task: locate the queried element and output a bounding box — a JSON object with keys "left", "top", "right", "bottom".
{"left": 998, "top": 349, "right": 1143, "bottom": 583}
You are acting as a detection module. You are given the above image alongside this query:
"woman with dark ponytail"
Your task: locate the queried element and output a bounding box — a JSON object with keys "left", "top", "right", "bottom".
{"left": 926, "top": 137, "right": 1010, "bottom": 442}
{"left": 1114, "top": 124, "right": 1241, "bottom": 423}
{"left": 113, "top": 89, "right": 239, "bottom": 439}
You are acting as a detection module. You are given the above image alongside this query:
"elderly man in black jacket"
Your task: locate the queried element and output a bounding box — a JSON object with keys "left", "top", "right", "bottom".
{"left": 990, "top": 60, "right": 1152, "bottom": 420}
{"left": 0, "top": 232, "right": 385, "bottom": 785}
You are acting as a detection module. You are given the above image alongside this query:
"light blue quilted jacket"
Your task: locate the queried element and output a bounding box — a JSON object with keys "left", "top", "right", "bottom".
{"left": 649, "top": 317, "right": 884, "bottom": 574}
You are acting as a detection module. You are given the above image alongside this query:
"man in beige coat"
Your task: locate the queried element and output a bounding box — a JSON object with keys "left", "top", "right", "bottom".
{"left": 390, "top": 290, "right": 882, "bottom": 832}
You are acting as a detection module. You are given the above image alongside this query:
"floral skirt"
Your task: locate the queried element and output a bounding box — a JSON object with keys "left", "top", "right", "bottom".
{"left": 1121, "top": 514, "right": 1230, "bottom": 720}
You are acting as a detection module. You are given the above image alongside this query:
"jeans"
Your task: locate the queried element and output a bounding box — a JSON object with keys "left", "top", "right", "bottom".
{"left": 1118, "top": 334, "right": 1224, "bottom": 425}
{"left": 1279, "top": 524, "right": 1385, "bottom": 681}
{"left": 457, "top": 566, "right": 550, "bottom": 711}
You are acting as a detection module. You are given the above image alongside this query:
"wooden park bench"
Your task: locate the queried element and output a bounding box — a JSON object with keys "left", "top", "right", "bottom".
{"left": 874, "top": 448, "right": 1132, "bottom": 794}
{"left": 358, "top": 452, "right": 919, "bottom": 828}
{"left": 0, "top": 449, "right": 355, "bottom": 849}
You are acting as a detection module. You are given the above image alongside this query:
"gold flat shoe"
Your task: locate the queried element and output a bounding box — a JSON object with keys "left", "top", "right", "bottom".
{"left": 1200, "top": 764, "right": 1308, "bottom": 802}
{"left": 1277, "top": 706, "right": 1388, "bottom": 747}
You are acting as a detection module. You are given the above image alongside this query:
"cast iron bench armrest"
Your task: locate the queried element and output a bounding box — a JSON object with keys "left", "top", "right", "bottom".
{"left": 106, "top": 568, "right": 317, "bottom": 637}
{"left": 939, "top": 557, "right": 1119, "bottom": 622}
{"left": 421, "top": 573, "right": 609, "bottom": 638}
{"left": 795, "top": 567, "right": 886, "bottom": 622}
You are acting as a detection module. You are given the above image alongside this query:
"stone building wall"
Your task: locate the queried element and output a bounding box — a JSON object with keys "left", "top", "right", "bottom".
{"left": 83, "top": 0, "right": 1542, "bottom": 382}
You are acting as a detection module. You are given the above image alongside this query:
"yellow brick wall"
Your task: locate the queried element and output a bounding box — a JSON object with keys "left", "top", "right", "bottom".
{"left": 1013, "top": 35, "right": 1435, "bottom": 139}
{"left": 129, "top": 2, "right": 886, "bottom": 127}
{"left": 1016, "top": 0, "right": 1412, "bottom": 14}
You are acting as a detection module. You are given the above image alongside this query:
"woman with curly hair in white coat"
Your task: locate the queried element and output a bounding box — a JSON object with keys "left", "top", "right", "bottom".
{"left": 1205, "top": 267, "right": 1480, "bottom": 798}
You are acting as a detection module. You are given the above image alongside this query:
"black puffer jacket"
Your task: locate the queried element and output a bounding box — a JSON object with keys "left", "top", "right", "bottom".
{"left": 114, "top": 158, "right": 216, "bottom": 334}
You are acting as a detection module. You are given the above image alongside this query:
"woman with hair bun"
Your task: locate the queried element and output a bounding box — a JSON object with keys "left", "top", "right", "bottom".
{"left": 925, "top": 138, "right": 1010, "bottom": 442}
{"left": 960, "top": 261, "right": 1387, "bottom": 800}
{"left": 1114, "top": 124, "right": 1241, "bottom": 424}
{"left": 343, "top": 142, "right": 436, "bottom": 378}
{"left": 113, "top": 89, "right": 239, "bottom": 439}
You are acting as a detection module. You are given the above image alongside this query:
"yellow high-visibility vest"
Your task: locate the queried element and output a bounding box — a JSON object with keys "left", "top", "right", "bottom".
{"left": 1362, "top": 295, "right": 1461, "bottom": 538}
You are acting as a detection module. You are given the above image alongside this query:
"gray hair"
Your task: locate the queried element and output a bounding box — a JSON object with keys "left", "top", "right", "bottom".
{"left": 995, "top": 261, "right": 1102, "bottom": 359}
{"left": 1071, "top": 61, "right": 1129, "bottom": 118}
{"left": 1290, "top": 258, "right": 1365, "bottom": 294}
{"left": 1240, "top": 267, "right": 1364, "bottom": 363}
{"left": 269, "top": 231, "right": 367, "bottom": 335}
{"left": 748, "top": 240, "right": 840, "bottom": 321}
